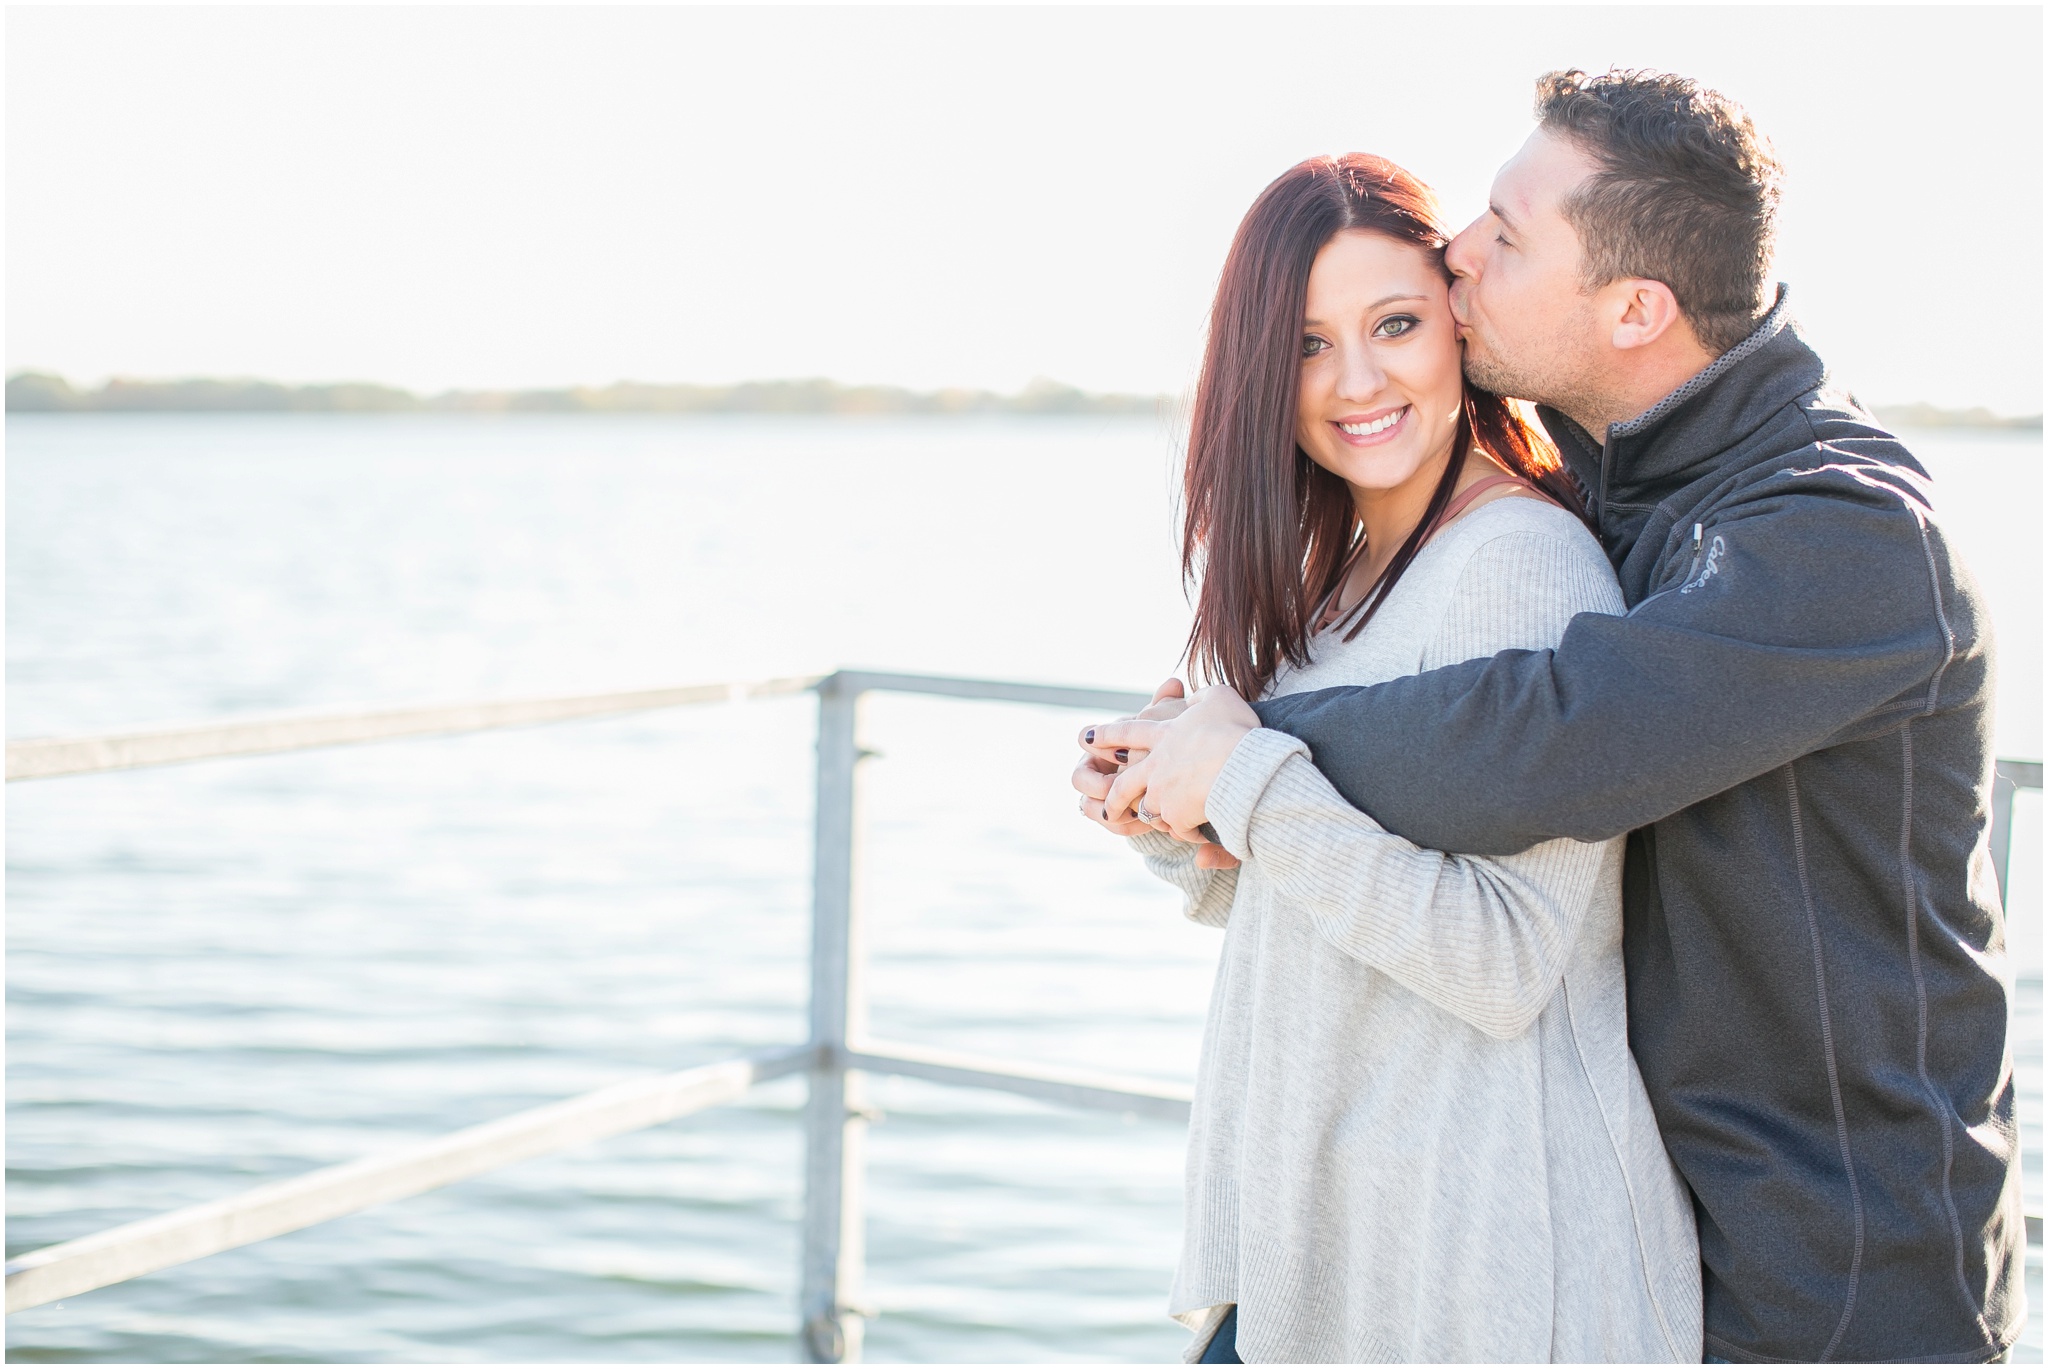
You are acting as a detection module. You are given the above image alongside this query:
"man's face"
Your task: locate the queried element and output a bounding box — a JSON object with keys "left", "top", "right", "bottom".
{"left": 1444, "top": 129, "right": 1608, "bottom": 416}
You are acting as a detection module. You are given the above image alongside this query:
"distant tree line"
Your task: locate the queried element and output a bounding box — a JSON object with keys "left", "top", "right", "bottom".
{"left": 5, "top": 372, "right": 1169, "bottom": 417}
{"left": 7, "top": 372, "right": 2038, "bottom": 429}
{"left": 1862, "top": 401, "right": 2041, "bottom": 432}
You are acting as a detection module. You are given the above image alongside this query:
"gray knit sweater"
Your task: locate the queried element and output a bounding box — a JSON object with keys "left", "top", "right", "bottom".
{"left": 1135, "top": 496, "right": 1702, "bottom": 1362}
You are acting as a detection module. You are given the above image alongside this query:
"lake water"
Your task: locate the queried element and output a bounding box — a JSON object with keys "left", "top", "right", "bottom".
{"left": 7, "top": 414, "right": 2041, "bottom": 1362}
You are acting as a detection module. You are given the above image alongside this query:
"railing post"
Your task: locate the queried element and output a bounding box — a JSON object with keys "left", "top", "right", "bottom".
{"left": 800, "top": 673, "right": 868, "bottom": 1363}
{"left": 1991, "top": 760, "right": 2041, "bottom": 905}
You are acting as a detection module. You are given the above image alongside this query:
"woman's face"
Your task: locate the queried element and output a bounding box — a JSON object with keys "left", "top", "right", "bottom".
{"left": 1294, "top": 230, "right": 1465, "bottom": 499}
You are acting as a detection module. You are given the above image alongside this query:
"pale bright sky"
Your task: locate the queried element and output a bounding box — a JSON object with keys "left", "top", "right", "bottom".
{"left": 8, "top": 5, "right": 2042, "bottom": 413}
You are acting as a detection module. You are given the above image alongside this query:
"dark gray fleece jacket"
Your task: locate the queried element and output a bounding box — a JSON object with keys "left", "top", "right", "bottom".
{"left": 1250, "top": 288, "right": 2022, "bottom": 1363}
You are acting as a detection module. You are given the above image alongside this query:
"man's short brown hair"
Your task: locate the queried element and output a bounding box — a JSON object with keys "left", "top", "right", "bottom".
{"left": 1536, "top": 68, "right": 1783, "bottom": 355}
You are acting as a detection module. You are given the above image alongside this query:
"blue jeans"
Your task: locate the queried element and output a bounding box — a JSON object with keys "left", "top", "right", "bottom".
{"left": 1198, "top": 1305, "right": 1241, "bottom": 1364}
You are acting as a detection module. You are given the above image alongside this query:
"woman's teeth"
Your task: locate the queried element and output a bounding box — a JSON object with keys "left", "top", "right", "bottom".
{"left": 1339, "top": 408, "right": 1406, "bottom": 437}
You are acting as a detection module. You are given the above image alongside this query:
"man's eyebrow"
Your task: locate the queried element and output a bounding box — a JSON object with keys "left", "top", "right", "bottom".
{"left": 1489, "top": 201, "right": 1521, "bottom": 232}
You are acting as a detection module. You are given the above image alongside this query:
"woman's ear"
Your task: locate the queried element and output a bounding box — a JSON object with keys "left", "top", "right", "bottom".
{"left": 1607, "top": 279, "right": 1688, "bottom": 352}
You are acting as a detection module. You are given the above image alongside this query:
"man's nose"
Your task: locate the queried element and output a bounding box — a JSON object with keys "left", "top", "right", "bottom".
{"left": 1445, "top": 215, "right": 1485, "bottom": 279}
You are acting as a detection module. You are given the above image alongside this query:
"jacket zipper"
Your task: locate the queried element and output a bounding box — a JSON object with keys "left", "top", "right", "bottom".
{"left": 1595, "top": 433, "right": 1615, "bottom": 532}
{"left": 1625, "top": 525, "right": 1710, "bottom": 618}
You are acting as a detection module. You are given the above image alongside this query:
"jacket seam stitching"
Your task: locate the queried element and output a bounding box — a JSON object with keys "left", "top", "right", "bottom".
{"left": 1860, "top": 698, "right": 1942, "bottom": 733}
{"left": 1911, "top": 506, "right": 1957, "bottom": 716}
{"left": 1900, "top": 723, "right": 1996, "bottom": 1343}
{"left": 1785, "top": 762, "right": 1864, "bottom": 1361}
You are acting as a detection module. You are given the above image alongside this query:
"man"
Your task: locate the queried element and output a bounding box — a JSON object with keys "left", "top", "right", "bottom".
{"left": 1077, "top": 70, "right": 2021, "bottom": 1362}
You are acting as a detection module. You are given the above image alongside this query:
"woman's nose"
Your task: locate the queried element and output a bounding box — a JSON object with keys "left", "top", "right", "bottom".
{"left": 1335, "top": 347, "right": 1385, "bottom": 402}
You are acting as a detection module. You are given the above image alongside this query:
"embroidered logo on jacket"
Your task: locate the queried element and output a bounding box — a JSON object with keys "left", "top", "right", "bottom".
{"left": 1680, "top": 535, "right": 1726, "bottom": 594}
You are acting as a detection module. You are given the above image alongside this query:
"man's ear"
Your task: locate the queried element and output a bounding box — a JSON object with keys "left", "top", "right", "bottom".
{"left": 1607, "top": 279, "right": 1688, "bottom": 352}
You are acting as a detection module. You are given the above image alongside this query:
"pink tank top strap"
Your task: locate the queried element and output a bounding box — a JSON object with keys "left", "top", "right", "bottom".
{"left": 1314, "top": 536, "right": 1371, "bottom": 632}
{"left": 1434, "top": 472, "right": 1543, "bottom": 528}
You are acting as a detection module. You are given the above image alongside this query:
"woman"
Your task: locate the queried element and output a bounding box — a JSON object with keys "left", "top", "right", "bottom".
{"left": 1075, "top": 155, "right": 1701, "bottom": 1362}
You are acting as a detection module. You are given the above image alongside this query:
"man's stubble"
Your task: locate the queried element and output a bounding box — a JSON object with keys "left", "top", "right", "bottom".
{"left": 1458, "top": 306, "right": 1616, "bottom": 438}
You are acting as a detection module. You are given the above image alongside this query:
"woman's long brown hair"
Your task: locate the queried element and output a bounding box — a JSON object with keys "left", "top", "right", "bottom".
{"left": 1182, "top": 153, "right": 1584, "bottom": 700}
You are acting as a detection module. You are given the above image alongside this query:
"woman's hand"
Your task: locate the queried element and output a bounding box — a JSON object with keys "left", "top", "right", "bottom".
{"left": 1073, "top": 678, "right": 1188, "bottom": 835}
{"left": 1098, "top": 685, "right": 1260, "bottom": 841}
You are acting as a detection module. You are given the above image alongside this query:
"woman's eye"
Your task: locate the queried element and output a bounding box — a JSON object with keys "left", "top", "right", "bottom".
{"left": 1301, "top": 336, "right": 1329, "bottom": 357}
{"left": 1373, "top": 315, "right": 1419, "bottom": 339}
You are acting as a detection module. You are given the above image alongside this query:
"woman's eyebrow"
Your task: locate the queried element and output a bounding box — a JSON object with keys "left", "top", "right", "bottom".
{"left": 1302, "top": 293, "right": 1427, "bottom": 326}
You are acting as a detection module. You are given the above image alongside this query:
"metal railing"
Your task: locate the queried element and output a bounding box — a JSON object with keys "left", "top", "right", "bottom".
{"left": 1993, "top": 759, "right": 2042, "bottom": 904}
{"left": 5, "top": 672, "right": 2041, "bottom": 1361}
{"left": 3, "top": 670, "right": 1181, "bottom": 1361}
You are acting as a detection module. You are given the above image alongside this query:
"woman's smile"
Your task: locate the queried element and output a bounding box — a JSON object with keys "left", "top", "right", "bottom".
{"left": 1331, "top": 405, "right": 1411, "bottom": 445}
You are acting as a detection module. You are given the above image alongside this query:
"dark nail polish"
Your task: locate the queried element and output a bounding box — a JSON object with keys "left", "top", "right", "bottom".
{"left": 1114, "top": 749, "right": 1129, "bottom": 763}
{"left": 1083, "top": 728, "right": 1095, "bottom": 744}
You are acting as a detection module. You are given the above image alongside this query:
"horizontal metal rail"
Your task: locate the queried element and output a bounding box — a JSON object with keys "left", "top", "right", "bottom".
{"left": 4, "top": 672, "right": 1149, "bottom": 782}
{"left": 851, "top": 1039, "right": 1192, "bottom": 1124}
{"left": 5, "top": 677, "right": 825, "bottom": 781}
{"left": 5, "top": 1045, "right": 815, "bottom": 1314}
{"left": 2, "top": 1038, "right": 1188, "bottom": 1316}
{"left": 827, "top": 670, "right": 1150, "bottom": 715}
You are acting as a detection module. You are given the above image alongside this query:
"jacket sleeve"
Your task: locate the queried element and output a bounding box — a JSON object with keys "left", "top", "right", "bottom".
{"left": 1250, "top": 471, "right": 1965, "bottom": 855}
{"left": 1127, "top": 830, "right": 1237, "bottom": 928}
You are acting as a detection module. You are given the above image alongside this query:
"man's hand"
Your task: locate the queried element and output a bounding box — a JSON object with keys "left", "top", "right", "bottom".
{"left": 1072, "top": 679, "right": 1188, "bottom": 836}
{"left": 1097, "top": 685, "right": 1260, "bottom": 843}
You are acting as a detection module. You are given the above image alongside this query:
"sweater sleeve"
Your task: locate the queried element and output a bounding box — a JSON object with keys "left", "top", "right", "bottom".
{"left": 1206, "top": 731, "right": 1606, "bottom": 1038}
{"left": 1128, "top": 830, "right": 1237, "bottom": 929}
{"left": 1204, "top": 526, "right": 1621, "bottom": 1038}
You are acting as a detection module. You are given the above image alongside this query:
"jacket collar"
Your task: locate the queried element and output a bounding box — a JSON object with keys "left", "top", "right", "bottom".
{"left": 1608, "top": 283, "right": 1796, "bottom": 443}
{"left": 1538, "top": 285, "right": 1826, "bottom": 513}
